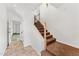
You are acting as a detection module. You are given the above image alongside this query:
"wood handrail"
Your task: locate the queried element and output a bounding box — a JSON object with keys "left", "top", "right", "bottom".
{"left": 44, "top": 21, "right": 47, "bottom": 50}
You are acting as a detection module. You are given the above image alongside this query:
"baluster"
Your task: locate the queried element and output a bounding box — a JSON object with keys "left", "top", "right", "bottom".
{"left": 44, "top": 21, "right": 47, "bottom": 50}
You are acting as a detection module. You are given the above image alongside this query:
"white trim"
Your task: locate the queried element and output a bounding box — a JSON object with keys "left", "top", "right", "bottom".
{"left": 57, "top": 40, "right": 79, "bottom": 49}
{"left": 23, "top": 42, "right": 31, "bottom": 47}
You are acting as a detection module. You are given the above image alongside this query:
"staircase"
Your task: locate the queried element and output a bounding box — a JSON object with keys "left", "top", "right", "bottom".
{"left": 34, "top": 21, "right": 56, "bottom": 46}
{"left": 34, "top": 20, "right": 56, "bottom": 56}
{"left": 34, "top": 20, "right": 79, "bottom": 56}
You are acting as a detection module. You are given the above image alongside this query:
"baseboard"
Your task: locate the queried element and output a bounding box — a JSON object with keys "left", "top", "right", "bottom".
{"left": 1, "top": 44, "right": 7, "bottom": 56}
{"left": 23, "top": 42, "right": 31, "bottom": 47}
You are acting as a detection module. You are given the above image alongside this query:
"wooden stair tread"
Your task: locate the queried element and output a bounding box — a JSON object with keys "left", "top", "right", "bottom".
{"left": 47, "top": 38, "right": 55, "bottom": 42}
{"left": 39, "top": 30, "right": 48, "bottom": 32}
{"left": 47, "top": 38, "right": 56, "bottom": 45}
{"left": 37, "top": 27, "right": 44, "bottom": 31}
{"left": 41, "top": 32, "right": 50, "bottom": 35}
{"left": 35, "top": 26, "right": 43, "bottom": 28}
{"left": 36, "top": 25, "right": 43, "bottom": 27}
{"left": 46, "top": 35, "right": 52, "bottom": 39}
{"left": 47, "top": 41, "right": 79, "bottom": 56}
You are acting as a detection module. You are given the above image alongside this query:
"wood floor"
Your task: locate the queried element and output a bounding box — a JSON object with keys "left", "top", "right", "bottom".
{"left": 42, "top": 41, "right": 79, "bottom": 56}
{"left": 4, "top": 40, "right": 39, "bottom": 56}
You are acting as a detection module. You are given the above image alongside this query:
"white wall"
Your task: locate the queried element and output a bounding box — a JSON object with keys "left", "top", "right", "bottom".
{"left": 0, "top": 4, "right": 7, "bottom": 55}
{"left": 57, "top": 3, "right": 79, "bottom": 40}
{"left": 31, "top": 25, "right": 44, "bottom": 55}
{"left": 40, "top": 4, "right": 79, "bottom": 48}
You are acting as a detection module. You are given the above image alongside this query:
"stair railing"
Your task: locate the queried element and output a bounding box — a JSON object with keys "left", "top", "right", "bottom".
{"left": 40, "top": 20, "right": 47, "bottom": 50}
{"left": 34, "top": 15, "right": 47, "bottom": 50}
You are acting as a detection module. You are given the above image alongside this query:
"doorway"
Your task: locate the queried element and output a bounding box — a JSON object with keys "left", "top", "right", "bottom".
{"left": 12, "top": 20, "right": 21, "bottom": 41}
{"left": 7, "top": 19, "right": 23, "bottom": 47}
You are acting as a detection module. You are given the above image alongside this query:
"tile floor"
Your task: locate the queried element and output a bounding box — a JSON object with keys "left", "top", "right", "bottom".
{"left": 4, "top": 40, "right": 39, "bottom": 56}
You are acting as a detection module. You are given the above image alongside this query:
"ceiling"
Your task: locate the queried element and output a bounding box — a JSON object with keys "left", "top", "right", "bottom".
{"left": 6, "top": 3, "right": 64, "bottom": 11}
{"left": 6, "top": 3, "right": 41, "bottom": 11}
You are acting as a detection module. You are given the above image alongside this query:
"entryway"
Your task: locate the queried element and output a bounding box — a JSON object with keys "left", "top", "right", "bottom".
{"left": 7, "top": 19, "right": 23, "bottom": 47}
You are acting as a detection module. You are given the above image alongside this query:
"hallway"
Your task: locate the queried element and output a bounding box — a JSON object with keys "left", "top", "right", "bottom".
{"left": 4, "top": 40, "right": 39, "bottom": 56}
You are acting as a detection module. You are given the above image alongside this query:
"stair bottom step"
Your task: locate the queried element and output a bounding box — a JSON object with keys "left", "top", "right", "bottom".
{"left": 47, "top": 38, "right": 56, "bottom": 45}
